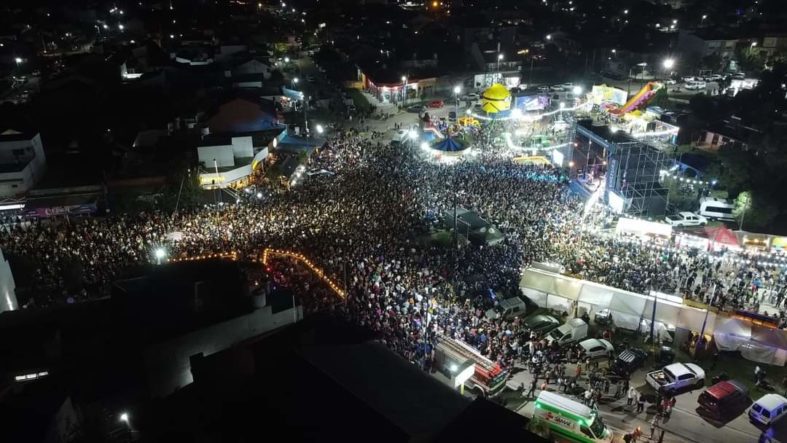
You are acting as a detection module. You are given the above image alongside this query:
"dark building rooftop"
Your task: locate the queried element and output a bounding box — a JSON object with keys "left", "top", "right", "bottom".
{"left": 140, "top": 314, "right": 544, "bottom": 443}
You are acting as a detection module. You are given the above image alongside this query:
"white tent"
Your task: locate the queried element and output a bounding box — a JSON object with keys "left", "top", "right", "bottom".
{"left": 520, "top": 267, "right": 708, "bottom": 332}
{"left": 713, "top": 318, "right": 752, "bottom": 352}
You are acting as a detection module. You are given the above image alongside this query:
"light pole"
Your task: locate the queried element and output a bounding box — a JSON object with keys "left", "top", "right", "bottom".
{"left": 453, "top": 85, "right": 461, "bottom": 115}
{"left": 401, "top": 75, "right": 408, "bottom": 104}
{"left": 628, "top": 62, "right": 647, "bottom": 95}
{"left": 497, "top": 53, "right": 504, "bottom": 79}
{"left": 303, "top": 95, "right": 309, "bottom": 138}
{"left": 662, "top": 58, "right": 675, "bottom": 81}
{"left": 701, "top": 14, "right": 707, "bottom": 26}
{"left": 155, "top": 248, "right": 166, "bottom": 265}
{"left": 292, "top": 77, "right": 299, "bottom": 88}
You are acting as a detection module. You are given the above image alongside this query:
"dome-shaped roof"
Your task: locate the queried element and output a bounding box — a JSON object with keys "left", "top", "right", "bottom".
{"left": 482, "top": 83, "right": 511, "bottom": 101}
{"left": 480, "top": 83, "right": 512, "bottom": 114}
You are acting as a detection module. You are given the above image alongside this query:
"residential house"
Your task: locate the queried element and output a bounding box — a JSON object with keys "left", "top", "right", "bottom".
{"left": 677, "top": 30, "right": 744, "bottom": 61}
{"left": 0, "top": 130, "right": 47, "bottom": 197}
{"left": 695, "top": 117, "right": 761, "bottom": 151}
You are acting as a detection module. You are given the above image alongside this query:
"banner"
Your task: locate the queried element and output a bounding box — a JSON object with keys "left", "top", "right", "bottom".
{"left": 513, "top": 95, "right": 549, "bottom": 111}
{"left": 25, "top": 203, "right": 98, "bottom": 218}
{"left": 591, "top": 85, "right": 628, "bottom": 106}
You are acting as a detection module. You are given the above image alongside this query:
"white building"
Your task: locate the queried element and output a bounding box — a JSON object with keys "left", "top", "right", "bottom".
{"left": 0, "top": 249, "right": 17, "bottom": 312}
{"left": 0, "top": 130, "right": 47, "bottom": 197}
{"left": 197, "top": 130, "right": 284, "bottom": 189}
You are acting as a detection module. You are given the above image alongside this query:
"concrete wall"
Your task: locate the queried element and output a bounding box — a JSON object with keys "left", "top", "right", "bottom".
{"left": 231, "top": 136, "right": 254, "bottom": 159}
{"left": 0, "top": 164, "right": 34, "bottom": 197}
{"left": 0, "top": 249, "right": 17, "bottom": 312}
{"left": 198, "top": 145, "right": 235, "bottom": 168}
{"left": 142, "top": 304, "right": 303, "bottom": 397}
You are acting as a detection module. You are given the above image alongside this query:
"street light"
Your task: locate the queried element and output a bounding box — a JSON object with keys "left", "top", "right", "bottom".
{"left": 701, "top": 14, "right": 707, "bottom": 25}
{"left": 118, "top": 24, "right": 124, "bottom": 31}
{"left": 662, "top": 58, "right": 675, "bottom": 80}
{"left": 316, "top": 124, "right": 324, "bottom": 134}
{"left": 497, "top": 53, "right": 504, "bottom": 74}
{"left": 154, "top": 248, "right": 166, "bottom": 265}
{"left": 14, "top": 57, "right": 22, "bottom": 65}
{"left": 751, "top": 41, "right": 758, "bottom": 48}
{"left": 453, "top": 85, "right": 461, "bottom": 114}
{"left": 572, "top": 85, "right": 583, "bottom": 96}
{"left": 401, "top": 75, "right": 408, "bottom": 104}
{"left": 119, "top": 412, "right": 129, "bottom": 424}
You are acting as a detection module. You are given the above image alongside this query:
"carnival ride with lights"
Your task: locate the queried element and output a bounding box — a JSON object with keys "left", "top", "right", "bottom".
{"left": 607, "top": 82, "right": 663, "bottom": 115}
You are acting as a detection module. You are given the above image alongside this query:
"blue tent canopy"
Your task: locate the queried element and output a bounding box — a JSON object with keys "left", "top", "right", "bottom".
{"left": 434, "top": 137, "right": 464, "bottom": 152}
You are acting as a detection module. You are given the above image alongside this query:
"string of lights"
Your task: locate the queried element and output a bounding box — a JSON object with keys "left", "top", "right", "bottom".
{"left": 262, "top": 248, "right": 347, "bottom": 299}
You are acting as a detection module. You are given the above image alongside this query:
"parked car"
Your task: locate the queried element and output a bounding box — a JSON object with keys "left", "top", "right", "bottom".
{"left": 427, "top": 100, "right": 444, "bottom": 108}
{"left": 750, "top": 393, "right": 787, "bottom": 426}
{"left": 578, "top": 338, "right": 615, "bottom": 360}
{"left": 406, "top": 105, "right": 425, "bottom": 113}
{"left": 664, "top": 212, "right": 708, "bottom": 227}
{"left": 461, "top": 93, "right": 480, "bottom": 101}
{"left": 485, "top": 296, "right": 528, "bottom": 321}
{"left": 706, "top": 74, "right": 723, "bottom": 81}
{"left": 698, "top": 380, "right": 749, "bottom": 419}
{"left": 611, "top": 348, "right": 648, "bottom": 376}
{"left": 684, "top": 81, "right": 707, "bottom": 90}
{"left": 646, "top": 362, "right": 705, "bottom": 394}
{"left": 391, "top": 129, "right": 409, "bottom": 144}
{"left": 522, "top": 314, "right": 561, "bottom": 336}
{"left": 546, "top": 318, "right": 588, "bottom": 347}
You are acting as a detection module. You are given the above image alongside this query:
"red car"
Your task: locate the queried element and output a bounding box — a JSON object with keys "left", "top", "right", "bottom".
{"left": 427, "top": 100, "right": 444, "bottom": 108}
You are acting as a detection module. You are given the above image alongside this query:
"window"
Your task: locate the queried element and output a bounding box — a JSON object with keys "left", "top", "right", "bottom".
{"left": 705, "top": 206, "right": 733, "bottom": 214}
{"left": 580, "top": 425, "right": 594, "bottom": 438}
{"left": 679, "top": 374, "right": 693, "bottom": 381}
{"left": 762, "top": 409, "right": 771, "bottom": 418}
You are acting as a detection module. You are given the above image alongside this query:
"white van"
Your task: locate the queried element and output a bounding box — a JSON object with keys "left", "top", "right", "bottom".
{"left": 546, "top": 318, "right": 588, "bottom": 347}
{"left": 698, "top": 197, "right": 735, "bottom": 221}
{"left": 685, "top": 80, "right": 707, "bottom": 90}
{"left": 533, "top": 391, "right": 613, "bottom": 442}
{"left": 749, "top": 393, "right": 787, "bottom": 426}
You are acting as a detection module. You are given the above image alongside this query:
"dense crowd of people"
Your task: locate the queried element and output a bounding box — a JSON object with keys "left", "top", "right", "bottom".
{"left": 3, "top": 123, "right": 787, "bottom": 372}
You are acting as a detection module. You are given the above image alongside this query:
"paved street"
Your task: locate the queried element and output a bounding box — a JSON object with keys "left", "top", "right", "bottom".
{"left": 509, "top": 360, "right": 768, "bottom": 443}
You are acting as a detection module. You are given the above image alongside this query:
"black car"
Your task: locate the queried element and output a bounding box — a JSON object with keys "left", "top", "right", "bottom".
{"left": 611, "top": 348, "right": 648, "bottom": 376}
{"left": 522, "top": 314, "right": 560, "bottom": 336}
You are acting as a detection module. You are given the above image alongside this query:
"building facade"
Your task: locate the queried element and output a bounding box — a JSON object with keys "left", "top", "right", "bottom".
{"left": 0, "top": 130, "right": 47, "bottom": 198}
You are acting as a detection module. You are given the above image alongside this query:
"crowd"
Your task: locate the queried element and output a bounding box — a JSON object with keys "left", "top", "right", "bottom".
{"left": 2, "top": 122, "right": 787, "bottom": 373}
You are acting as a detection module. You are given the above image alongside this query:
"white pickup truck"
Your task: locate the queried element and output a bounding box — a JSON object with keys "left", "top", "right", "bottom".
{"left": 646, "top": 363, "right": 705, "bottom": 394}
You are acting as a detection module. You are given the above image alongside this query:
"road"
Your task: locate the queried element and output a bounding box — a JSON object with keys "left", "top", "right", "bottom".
{"left": 512, "top": 364, "right": 768, "bottom": 442}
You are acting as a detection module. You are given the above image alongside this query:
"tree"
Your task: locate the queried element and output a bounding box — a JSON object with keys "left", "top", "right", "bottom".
{"left": 733, "top": 191, "right": 779, "bottom": 231}
{"left": 701, "top": 53, "right": 723, "bottom": 72}
{"left": 734, "top": 191, "right": 752, "bottom": 230}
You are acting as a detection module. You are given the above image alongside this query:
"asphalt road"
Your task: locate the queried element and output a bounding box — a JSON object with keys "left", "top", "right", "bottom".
{"left": 513, "top": 363, "right": 768, "bottom": 443}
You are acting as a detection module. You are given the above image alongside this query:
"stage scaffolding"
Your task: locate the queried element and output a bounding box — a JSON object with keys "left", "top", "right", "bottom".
{"left": 574, "top": 121, "right": 671, "bottom": 216}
